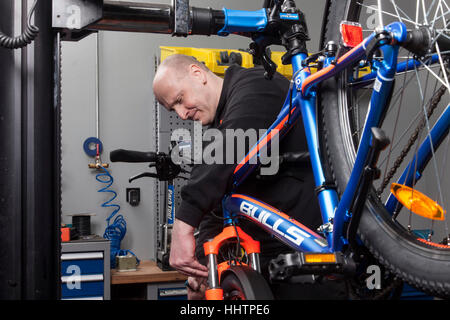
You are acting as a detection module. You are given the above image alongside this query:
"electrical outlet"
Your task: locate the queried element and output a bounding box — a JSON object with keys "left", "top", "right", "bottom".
{"left": 126, "top": 188, "right": 140, "bottom": 206}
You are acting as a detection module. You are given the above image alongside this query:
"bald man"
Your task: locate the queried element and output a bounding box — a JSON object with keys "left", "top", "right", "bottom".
{"left": 153, "top": 55, "right": 222, "bottom": 280}
{"left": 153, "top": 54, "right": 345, "bottom": 300}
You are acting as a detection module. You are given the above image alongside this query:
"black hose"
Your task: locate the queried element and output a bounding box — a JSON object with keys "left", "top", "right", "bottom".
{"left": 0, "top": 0, "right": 39, "bottom": 49}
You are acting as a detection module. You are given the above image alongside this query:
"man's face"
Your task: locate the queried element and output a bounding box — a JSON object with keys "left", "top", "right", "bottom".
{"left": 154, "top": 64, "right": 216, "bottom": 125}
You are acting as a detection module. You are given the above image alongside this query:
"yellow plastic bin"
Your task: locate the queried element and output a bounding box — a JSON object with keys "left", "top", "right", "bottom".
{"left": 160, "top": 46, "right": 297, "bottom": 79}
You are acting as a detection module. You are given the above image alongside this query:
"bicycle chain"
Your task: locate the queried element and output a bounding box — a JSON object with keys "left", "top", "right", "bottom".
{"left": 376, "top": 83, "right": 447, "bottom": 197}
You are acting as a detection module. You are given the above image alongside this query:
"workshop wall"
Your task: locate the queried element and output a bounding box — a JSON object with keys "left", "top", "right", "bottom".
{"left": 61, "top": 0, "right": 327, "bottom": 261}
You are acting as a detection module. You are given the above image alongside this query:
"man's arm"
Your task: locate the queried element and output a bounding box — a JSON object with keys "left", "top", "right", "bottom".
{"left": 169, "top": 218, "right": 209, "bottom": 278}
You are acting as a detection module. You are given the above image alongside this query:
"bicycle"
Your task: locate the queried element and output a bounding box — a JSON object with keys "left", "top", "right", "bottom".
{"left": 192, "top": 0, "right": 450, "bottom": 300}
{"left": 112, "top": 0, "right": 450, "bottom": 299}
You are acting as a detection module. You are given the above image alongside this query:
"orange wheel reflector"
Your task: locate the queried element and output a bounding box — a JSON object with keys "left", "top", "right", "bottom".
{"left": 304, "top": 253, "right": 336, "bottom": 264}
{"left": 391, "top": 183, "right": 446, "bottom": 221}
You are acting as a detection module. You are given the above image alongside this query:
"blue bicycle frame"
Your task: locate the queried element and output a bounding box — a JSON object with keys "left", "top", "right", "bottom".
{"left": 217, "top": 9, "right": 450, "bottom": 255}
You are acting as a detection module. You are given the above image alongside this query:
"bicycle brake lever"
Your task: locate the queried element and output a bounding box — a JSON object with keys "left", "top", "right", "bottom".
{"left": 262, "top": 51, "right": 278, "bottom": 79}
{"left": 129, "top": 172, "right": 158, "bottom": 183}
{"left": 249, "top": 42, "right": 278, "bottom": 79}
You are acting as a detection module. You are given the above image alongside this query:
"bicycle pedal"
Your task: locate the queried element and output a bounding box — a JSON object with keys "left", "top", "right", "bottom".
{"left": 268, "top": 252, "right": 355, "bottom": 282}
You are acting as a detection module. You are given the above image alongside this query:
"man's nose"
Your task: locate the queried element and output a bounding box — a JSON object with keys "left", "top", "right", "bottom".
{"left": 174, "top": 106, "right": 189, "bottom": 120}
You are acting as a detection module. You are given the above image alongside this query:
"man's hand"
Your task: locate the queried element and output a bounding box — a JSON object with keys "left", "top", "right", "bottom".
{"left": 170, "top": 218, "right": 209, "bottom": 278}
{"left": 186, "top": 276, "right": 207, "bottom": 300}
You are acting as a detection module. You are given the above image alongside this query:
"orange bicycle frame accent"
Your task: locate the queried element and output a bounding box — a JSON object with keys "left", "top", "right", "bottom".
{"left": 203, "top": 225, "right": 261, "bottom": 300}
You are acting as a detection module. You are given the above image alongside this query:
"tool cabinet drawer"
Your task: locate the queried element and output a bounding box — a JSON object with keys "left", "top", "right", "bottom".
{"left": 61, "top": 252, "right": 104, "bottom": 275}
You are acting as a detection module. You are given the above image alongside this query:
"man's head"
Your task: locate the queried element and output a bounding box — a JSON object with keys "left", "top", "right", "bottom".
{"left": 153, "top": 54, "right": 223, "bottom": 125}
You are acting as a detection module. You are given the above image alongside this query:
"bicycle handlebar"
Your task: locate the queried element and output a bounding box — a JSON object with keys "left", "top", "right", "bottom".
{"left": 110, "top": 149, "right": 158, "bottom": 163}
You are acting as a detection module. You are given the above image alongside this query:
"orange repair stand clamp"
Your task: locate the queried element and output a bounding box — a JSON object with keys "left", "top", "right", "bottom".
{"left": 203, "top": 225, "right": 261, "bottom": 300}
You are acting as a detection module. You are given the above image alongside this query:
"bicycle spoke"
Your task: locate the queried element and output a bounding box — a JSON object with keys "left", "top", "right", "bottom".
{"left": 426, "top": 0, "right": 438, "bottom": 20}
{"left": 418, "top": 60, "right": 450, "bottom": 91}
{"left": 433, "top": 8, "right": 450, "bottom": 27}
{"left": 381, "top": 55, "right": 410, "bottom": 190}
{"left": 431, "top": 20, "right": 450, "bottom": 47}
{"left": 435, "top": 43, "right": 450, "bottom": 90}
{"left": 378, "top": 0, "right": 384, "bottom": 28}
{"left": 379, "top": 109, "right": 423, "bottom": 166}
{"left": 403, "top": 128, "right": 423, "bottom": 230}
{"left": 430, "top": 0, "right": 442, "bottom": 30}
{"left": 379, "top": 68, "right": 442, "bottom": 171}
{"left": 390, "top": 0, "right": 403, "bottom": 23}
{"left": 357, "top": 2, "right": 418, "bottom": 27}
{"left": 413, "top": 57, "right": 449, "bottom": 241}
{"left": 394, "top": 3, "right": 416, "bottom": 25}
{"left": 416, "top": 0, "right": 421, "bottom": 26}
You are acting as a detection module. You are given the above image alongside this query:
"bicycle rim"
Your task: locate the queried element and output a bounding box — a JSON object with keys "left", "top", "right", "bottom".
{"left": 320, "top": 0, "right": 450, "bottom": 297}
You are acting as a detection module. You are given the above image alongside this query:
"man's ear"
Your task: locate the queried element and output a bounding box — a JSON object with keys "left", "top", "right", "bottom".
{"left": 189, "top": 64, "right": 207, "bottom": 85}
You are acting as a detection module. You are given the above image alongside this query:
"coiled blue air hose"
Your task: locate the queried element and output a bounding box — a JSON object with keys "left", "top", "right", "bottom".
{"left": 96, "top": 165, "right": 140, "bottom": 268}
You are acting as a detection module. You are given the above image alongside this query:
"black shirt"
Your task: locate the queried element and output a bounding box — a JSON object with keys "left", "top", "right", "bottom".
{"left": 175, "top": 65, "right": 321, "bottom": 260}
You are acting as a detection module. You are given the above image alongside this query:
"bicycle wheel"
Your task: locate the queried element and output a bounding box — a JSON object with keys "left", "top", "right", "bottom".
{"left": 319, "top": 0, "right": 450, "bottom": 297}
{"left": 221, "top": 266, "right": 274, "bottom": 300}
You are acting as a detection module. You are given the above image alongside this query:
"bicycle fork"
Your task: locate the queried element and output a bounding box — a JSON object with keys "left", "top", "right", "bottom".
{"left": 203, "top": 225, "right": 262, "bottom": 300}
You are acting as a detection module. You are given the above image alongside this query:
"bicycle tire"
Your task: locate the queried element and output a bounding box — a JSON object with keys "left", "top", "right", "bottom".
{"left": 319, "top": 0, "right": 450, "bottom": 298}
{"left": 221, "top": 266, "right": 274, "bottom": 300}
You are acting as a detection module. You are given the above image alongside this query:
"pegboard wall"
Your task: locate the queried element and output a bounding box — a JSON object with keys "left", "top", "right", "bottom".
{"left": 153, "top": 55, "right": 198, "bottom": 238}
{"left": 155, "top": 100, "right": 194, "bottom": 213}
